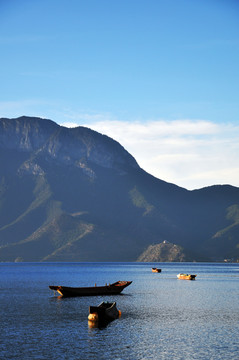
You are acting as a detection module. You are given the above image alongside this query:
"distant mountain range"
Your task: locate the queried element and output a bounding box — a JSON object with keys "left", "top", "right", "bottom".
{"left": 0, "top": 116, "right": 238, "bottom": 262}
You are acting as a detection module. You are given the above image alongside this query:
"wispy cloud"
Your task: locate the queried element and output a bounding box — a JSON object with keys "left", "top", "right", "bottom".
{"left": 61, "top": 118, "right": 239, "bottom": 190}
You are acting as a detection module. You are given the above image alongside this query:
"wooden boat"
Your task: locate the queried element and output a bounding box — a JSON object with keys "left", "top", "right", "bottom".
{"left": 177, "top": 273, "right": 197, "bottom": 280}
{"left": 49, "top": 280, "right": 132, "bottom": 297}
{"left": 152, "top": 267, "right": 161, "bottom": 273}
{"left": 88, "top": 301, "right": 121, "bottom": 323}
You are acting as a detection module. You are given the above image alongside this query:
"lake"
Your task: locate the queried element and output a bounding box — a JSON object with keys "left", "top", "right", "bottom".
{"left": 1, "top": 262, "right": 239, "bottom": 359}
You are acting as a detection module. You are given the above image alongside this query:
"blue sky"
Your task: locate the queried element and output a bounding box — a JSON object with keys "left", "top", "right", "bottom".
{"left": 0, "top": 0, "right": 239, "bottom": 189}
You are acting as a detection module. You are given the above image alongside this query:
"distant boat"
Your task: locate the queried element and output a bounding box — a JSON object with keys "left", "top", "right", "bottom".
{"left": 49, "top": 280, "right": 132, "bottom": 297}
{"left": 177, "top": 273, "right": 197, "bottom": 280}
{"left": 152, "top": 268, "right": 161, "bottom": 273}
{"left": 88, "top": 301, "right": 121, "bottom": 324}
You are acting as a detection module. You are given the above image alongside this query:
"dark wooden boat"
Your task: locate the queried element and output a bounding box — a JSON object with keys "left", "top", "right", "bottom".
{"left": 88, "top": 301, "right": 121, "bottom": 323}
{"left": 177, "top": 273, "right": 197, "bottom": 280}
{"left": 49, "top": 280, "right": 132, "bottom": 297}
{"left": 152, "top": 267, "right": 161, "bottom": 273}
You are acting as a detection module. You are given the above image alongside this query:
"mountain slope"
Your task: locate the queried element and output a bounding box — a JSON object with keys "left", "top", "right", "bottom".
{"left": 137, "top": 241, "right": 196, "bottom": 262}
{"left": 0, "top": 116, "right": 239, "bottom": 262}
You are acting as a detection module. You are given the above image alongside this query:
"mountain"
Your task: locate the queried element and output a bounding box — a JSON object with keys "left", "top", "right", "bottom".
{"left": 0, "top": 116, "right": 239, "bottom": 262}
{"left": 137, "top": 241, "right": 195, "bottom": 262}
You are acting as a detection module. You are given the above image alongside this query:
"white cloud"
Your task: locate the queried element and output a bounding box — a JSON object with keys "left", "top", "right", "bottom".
{"left": 62, "top": 118, "right": 238, "bottom": 190}
{"left": 60, "top": 122, "right": 78, "bottom": 128}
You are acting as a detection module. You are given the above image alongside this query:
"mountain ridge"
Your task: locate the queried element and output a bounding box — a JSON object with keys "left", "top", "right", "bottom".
{"left": 0, "top": 116, "right": 239, "bottom": 262}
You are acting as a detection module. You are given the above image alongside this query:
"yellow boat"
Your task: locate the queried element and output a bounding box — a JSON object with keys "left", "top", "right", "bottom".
{"left": 177, "top": 273, "right": 197, "bottom": 280}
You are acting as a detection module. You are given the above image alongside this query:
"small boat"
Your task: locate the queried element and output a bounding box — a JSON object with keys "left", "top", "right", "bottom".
{"left": 88, "top": 301, "right": 121, "bottom": 324}
{"left": 49, "top": 280, "right": 132, "bottom": 297}
{"left": 152, "top": 268, "right": 161, "bottom": 273}
{"left": 177, "top": 273, "right": 197, "bottom": 280}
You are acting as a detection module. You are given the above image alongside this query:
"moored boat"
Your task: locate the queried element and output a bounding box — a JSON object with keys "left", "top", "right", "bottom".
{"left": 88, "top": 301, "right": 121, "bottom": 323}
{"left": 49, "top": 280, "right": 132, "bottom": 297}
{"left": 152, "top": 268, "right": 161, "bottom": 273}
{"left": 177, "top": 273, "right": 197, "bottom": 280}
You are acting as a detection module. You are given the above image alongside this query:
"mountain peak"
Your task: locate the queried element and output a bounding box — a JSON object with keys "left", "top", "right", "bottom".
{"left": 0, "top": 116, "right": 139, "bottom": 171}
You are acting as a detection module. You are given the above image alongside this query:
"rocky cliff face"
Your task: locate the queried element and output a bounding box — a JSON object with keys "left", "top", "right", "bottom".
{"left": 0, "top": 116, "right": 139, "bottom": 172}
{"left": 0, "top": 116, "right": 57, "bottom": 151}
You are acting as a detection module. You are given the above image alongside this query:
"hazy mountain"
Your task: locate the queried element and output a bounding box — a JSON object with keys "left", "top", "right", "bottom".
{"left": 0, "top": 116, "right": 238, "bottom": 262}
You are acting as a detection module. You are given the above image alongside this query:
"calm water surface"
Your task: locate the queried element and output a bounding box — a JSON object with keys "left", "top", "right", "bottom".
{"left": 1, "top": 262, "right": 239, "bottom": 359}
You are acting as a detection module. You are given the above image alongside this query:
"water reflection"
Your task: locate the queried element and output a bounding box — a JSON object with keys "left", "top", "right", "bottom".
{"left": 88, "top": 319, "right": 113, "bottom": 329}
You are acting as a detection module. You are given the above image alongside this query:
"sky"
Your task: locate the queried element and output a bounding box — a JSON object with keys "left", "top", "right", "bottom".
{"left": 0, "top": 0, "right": 239, "bottom": 190}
